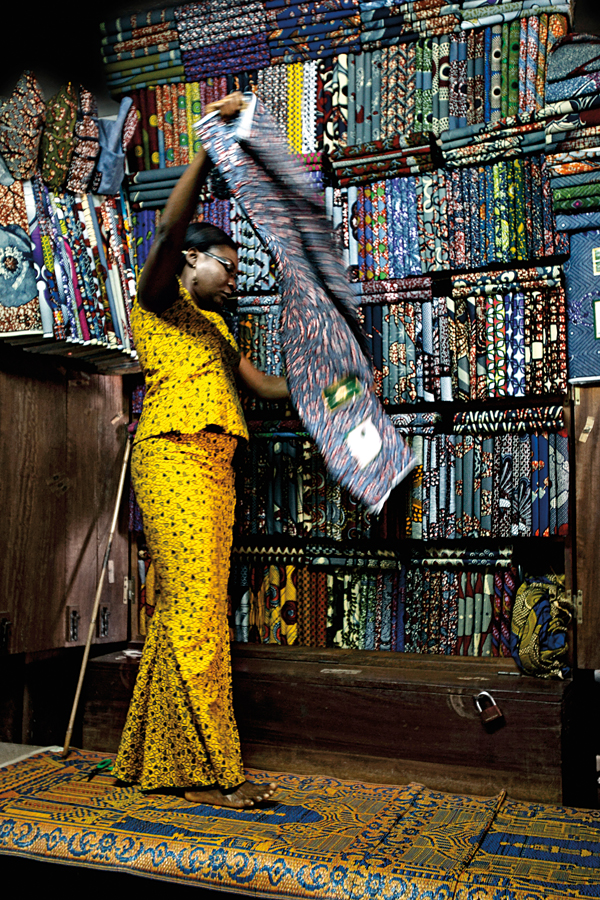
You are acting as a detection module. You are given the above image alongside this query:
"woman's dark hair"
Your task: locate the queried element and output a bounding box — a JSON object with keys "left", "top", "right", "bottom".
{"left": 178, "top": 223, "right": 237, "bottom": 273}
{"left": 184, "top": 222, "right": 236, "bottom": 252}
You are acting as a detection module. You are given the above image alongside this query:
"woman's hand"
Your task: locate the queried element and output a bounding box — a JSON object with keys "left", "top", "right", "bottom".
{"left": 205, "top": 92, "right": 247, "bottom": 120}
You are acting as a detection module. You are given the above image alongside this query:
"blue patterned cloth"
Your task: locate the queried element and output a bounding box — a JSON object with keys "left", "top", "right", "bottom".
{"left": 563, "top": 227, "right": 600, "bottom": 381}
{"left": 197, "top": 97, "right": 415, "bottom": 513}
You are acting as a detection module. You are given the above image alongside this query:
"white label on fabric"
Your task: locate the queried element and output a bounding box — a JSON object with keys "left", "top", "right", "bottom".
{"left": 550, "top": 323, "right": 558, "bottom": 342}
{"left": 593, "top": 246, "right": 600, "bottom": 276}
{"left": 345, "top": 418, "right": 382, "bottom": 469}
{"left": 531, "top": 341, "right": 543, "bottom": 360}
{"left": 595, "top": 300, "right": 600, "bottom": 339}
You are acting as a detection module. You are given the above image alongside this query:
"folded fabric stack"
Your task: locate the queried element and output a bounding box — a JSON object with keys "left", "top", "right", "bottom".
{"left": 126, "top": 166, "right": 232, "bottom": 232}
{"left": 358, "top": 286, "right": 454, "bottom": 404}
{"left": 127, "top": 164, "right": 187, "bottom": 205}
{"left": 440, "top": 117, "right": 547, "bottom": 167}
{"left": 326, "top": 133, "right": 434, "bottom": 185}
{"left": 237, "top": 292, "right": 284, "bottom": 373}
{"left": 332, "top": 154, "right": 556, "bottom": 277}
{"left": 459, "top": 0, "right": 571, "bottom": 31}
{"left": 175, "top": 0, "right": 270, "bottom": 80}
{"left": 397, "top": 406, "right": 569, "bottom": 541}
{"left": 129, "top": 208, "right": 160, "bottom": 279}
{"left": 256, "top": 60, "right": 320, "bottom": 151}
{"left": 435, "top": 12, "right": 568, "bottom": 152}
{"left": 27, "top": 176, "right": 136, "bottom": 352}
{"left": 403, "top": 558, "right": 518, "bottom": 657}
{"left": 100, "top": 6, "right": 184, "bottom": 95}
{"left": 450, "top": 266, "right": 567, "bottom": 399}
{"left": 232, "top": 402, "right": 568, "bottom": 544}
{"left": 265, "top": 0, "right": 362, "bottom": 63}
{"left": 360, "top": 0, "right": 461, "bottom": 49}
{"left": 542, "top": 33, "right": 600, "bottom": 229}
{"left": 230, "top": 200, "right": 279, "bottom": 292}
{"left": 126, "top": 79, "right": 228, "bottom": 171}
{"left": 229, "top": 545, "right": 518, "bottom": 655}
{"left": 235, "top": 429, "right": 373, "bottom": 540}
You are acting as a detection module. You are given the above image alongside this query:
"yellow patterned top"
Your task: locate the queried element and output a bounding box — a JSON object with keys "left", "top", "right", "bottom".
{"left": 131, "top": 279, "right": 249, "bottom": 443}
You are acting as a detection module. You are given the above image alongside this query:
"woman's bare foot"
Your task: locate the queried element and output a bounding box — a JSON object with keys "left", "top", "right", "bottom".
{"left": 184, "top": 779, "right": 278, "bottom": 809}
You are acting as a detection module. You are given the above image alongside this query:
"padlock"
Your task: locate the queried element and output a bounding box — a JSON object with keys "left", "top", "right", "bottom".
{"left": 473, "top": 691, "right": 504, "bottom": 725}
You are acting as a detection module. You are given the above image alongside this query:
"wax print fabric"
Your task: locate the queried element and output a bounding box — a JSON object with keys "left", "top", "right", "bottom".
{"left": 100, "top": 7, "right": 183, "bottom": 94}
{"left": 0, "top": 180, "right": 43, "bottom": 336}
{"left": 563, "top": 227, "right": 600, "bottom": 381}
{"left": 510, "top": 574, "right": 570, "bottom": 677}
{"left": 197, "top": 97, "right": 416, "bottom": 513}
{"left": 64, "top": 87, "right": 100, "bottom": 194}
{"left": 229, "top": 545, "right": 518, "bottom": 656}
{"left": 0, "top": 71, "right": 45, "bottom": 181}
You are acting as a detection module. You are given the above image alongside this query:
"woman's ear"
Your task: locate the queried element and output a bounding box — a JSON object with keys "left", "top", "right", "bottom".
{"left": 184, "top": 247, "right": 198, "bottom": 268}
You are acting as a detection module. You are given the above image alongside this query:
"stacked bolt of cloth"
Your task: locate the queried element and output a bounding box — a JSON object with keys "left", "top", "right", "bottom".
{"left": 174, "top": 0, "right": 270, "bottom": 80}
{"left": 359, "top": 0, "right": 462, "bottom": 49}
{"left": 100, "top": 6, "right": 184, "bottom": 95}
{"left": 265, "top": 0, "right": 362, "bottom": 63}
{"left": 542, "top": 33, "right": 600, "bottom": 228}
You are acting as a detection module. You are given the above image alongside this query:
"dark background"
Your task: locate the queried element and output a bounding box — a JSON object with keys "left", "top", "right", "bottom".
{"left": 2, "top": 0, "right": 600, "bottom": 115}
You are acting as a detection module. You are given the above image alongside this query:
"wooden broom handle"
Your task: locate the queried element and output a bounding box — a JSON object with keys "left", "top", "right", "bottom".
{"left": 62, "top": 434, "right": 132, "bottom": 759}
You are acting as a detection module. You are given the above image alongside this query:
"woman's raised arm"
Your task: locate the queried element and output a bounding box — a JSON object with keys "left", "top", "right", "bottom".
{"left": 137, "top": 93, "right": 246, "bottom": 315}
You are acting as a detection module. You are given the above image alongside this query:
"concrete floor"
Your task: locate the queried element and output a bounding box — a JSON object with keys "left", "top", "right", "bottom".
{"left": 0, "top": 743, "right": 58, "bottom": 766}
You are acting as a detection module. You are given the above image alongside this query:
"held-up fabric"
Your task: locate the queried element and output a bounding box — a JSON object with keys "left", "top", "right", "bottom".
{"left": 197, "top": 96, "right": 416, "bottom": 513}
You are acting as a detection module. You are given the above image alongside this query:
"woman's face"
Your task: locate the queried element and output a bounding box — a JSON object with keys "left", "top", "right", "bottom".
{"left": 183, "top": 243, "right": 238, "bottom": 308}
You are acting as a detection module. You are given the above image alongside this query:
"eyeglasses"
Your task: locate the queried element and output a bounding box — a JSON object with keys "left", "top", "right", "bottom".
{"left": 202, "top": 250, "right": 238, "bottom": 278}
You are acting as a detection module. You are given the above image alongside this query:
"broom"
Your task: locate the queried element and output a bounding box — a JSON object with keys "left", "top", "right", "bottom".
{"left": 62, "top": 433, "right": 132, "bottom": 758}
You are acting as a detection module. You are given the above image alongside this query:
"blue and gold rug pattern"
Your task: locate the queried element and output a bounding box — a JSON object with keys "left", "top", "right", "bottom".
{"left": 0, "top": 749, "right": 599, "bottom": 899}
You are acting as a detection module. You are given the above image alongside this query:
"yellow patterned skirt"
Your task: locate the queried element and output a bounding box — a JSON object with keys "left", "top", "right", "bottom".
{"left": 113, "top": 431, "right": 245, "bottom": 792}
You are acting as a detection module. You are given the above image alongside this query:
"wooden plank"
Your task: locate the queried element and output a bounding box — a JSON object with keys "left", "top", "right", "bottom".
{"left": 93, "top": 374, "right": 129, "bottom": 645}
{"left": 0, "top": 365, "right": 68, "bottom": 654}
{"left": 573, "top": 386, "right": 600, "bottom": 669}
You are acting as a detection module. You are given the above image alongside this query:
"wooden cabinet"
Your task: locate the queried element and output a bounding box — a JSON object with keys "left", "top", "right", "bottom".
{"left": 0, "top": 349, "right": 129, "bottom": 654}
{"left": 82, "top": 644, "right": 595, "bottom": 806}
{"left": 572, "top": 386, "right": 600, "bottom": 671}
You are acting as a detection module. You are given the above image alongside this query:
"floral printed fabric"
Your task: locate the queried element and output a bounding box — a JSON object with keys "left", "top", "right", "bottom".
{"left": 0, "top": 179, "right": 42, "bottom": 336}
{"left": 0, "top": 71, "right": 45, "bottom": 181}
{"left": 39, "top": 83, "right": 79, "bottom": 192}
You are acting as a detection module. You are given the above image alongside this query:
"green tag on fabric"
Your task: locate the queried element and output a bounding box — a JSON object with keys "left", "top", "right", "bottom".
{"left": 323, "top": 375, "right": 363, "bottom": 411}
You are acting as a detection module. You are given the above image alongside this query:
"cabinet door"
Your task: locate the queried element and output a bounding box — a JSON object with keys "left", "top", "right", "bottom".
{"left": 573, "top": 385, "right": 600, "bottom": 670}
{"left": 0, "top": 365, "right": 68, "bottom": 654}
{"left": 63, "top": 372, "right": 129, "bottom": 650}
{"left": 0, "top": 364, "right": 129, "bottom": 654}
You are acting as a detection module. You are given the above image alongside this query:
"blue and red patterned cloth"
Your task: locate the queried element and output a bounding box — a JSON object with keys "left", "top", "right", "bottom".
{"left": 196, "top": 96, "right": 416, "bottom": 513}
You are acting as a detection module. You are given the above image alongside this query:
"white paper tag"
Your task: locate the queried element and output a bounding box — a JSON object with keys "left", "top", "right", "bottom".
{"left": 345, "top": 417, "right": 382, "bottom": 469}
{"left": 595, "top": 299, "right": 600, "bottom": 340}
{"left": 579, "top": 416, "right": 595, "bottom": 443}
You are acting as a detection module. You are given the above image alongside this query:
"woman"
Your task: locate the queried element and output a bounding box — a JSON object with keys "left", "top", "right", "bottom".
{"left": 113, "top": 94, "right": 287, "bottom": 808}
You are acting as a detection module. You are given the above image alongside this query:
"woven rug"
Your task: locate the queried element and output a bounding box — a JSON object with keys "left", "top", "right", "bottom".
{"left": 0, "top": 748, "right": 598, "bottom": 898}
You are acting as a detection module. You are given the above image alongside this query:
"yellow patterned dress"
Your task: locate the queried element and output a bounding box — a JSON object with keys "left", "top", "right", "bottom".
{"left": 114, "top": 280, "right": 249, "bottom": 792}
